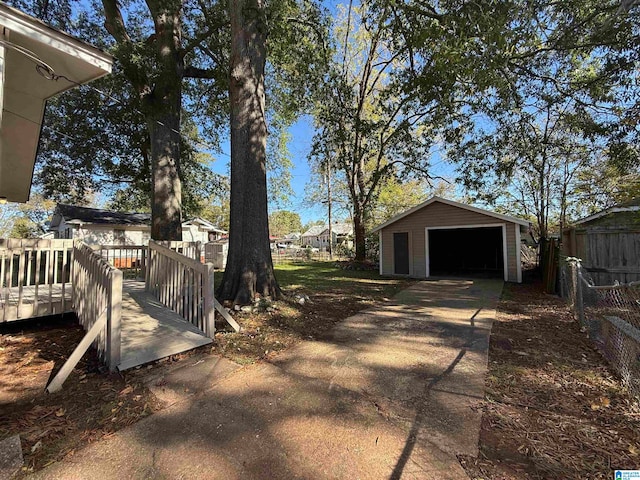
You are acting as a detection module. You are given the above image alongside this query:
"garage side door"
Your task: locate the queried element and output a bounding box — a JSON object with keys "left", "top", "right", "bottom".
{"left": 393, "top": 232, "right": 409, "bottom": 275}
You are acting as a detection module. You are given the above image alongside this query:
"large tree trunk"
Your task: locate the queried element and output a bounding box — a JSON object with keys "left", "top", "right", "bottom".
{"left": 217, "top": 0, "right": 281, "bottom": 305}
{"left": 103, "top": 0, "right": 184, "bottom": 241}
{"left": 148, "top": 110, "right": 183, "bottom": 240}
{"left": 148, "top": 3, "right": 183, "bottom": 240}
{"left": 353, "top": 203, "right": 366, "bottom": 262}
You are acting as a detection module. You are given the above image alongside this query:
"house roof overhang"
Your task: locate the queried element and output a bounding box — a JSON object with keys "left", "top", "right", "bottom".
{"left": 573, "top": 205, "right": 640, "bottom": 226}
{"left": 183, "top": 217, "right": 228, "bottom": 233}
{"left": 0, "top": 4, "right": 113, "bottom": 203}
{"left": 371, "top": 196, "right": 530, "bottom": 233}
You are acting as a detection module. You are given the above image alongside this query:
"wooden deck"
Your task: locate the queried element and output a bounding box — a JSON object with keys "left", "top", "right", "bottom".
{"left": 2, "top": 240, "right": 226, "bottom": 389}
{"left": 118, "top": 281, "right": 212, "bottom": 371}
{"left": 1, "top": 280, "right": 212, "bottom": 371}
{"left": 1, "top": 283, "right": 73, "bottom": 322}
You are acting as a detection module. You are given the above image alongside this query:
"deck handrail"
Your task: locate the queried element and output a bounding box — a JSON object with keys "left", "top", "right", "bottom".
{"left": 72, "top": 241, "right": 123, "bottom": 369}
{"left": 156, "top": 240, "right": 203, "bottom": 262}
{"left": 0, "top": 239, "right": 74, "bottom": 321}
{"left": 146, "top": 240, "right": 215, "bottom": 336}
{"left": 46, "top": 241, "right": 122, "bottom": 392}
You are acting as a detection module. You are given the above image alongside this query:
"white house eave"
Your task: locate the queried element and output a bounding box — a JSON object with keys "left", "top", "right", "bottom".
{"left": 0, "top": 4, "right": 113, "bottom": 203}
{"left": 0, "top": 5, "right": 112, "bottom": 75}
{"left": 371, "top": 196, "right": 530, "bottom": 232}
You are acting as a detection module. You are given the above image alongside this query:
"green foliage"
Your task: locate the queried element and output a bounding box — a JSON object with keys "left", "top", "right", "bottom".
{"left": 309, "top": 3, "right": 441, "bottom": 259}
{"left": 269, "top": 210, "right": 303, "bottom": 237}
{"left": 383, "top": 0, "right": 640, "bottom": 238}
{"left": 9, "top": 218, "right": 41, "bottom": 239}
{"left": 7, "top": 0, "right": 330, "bottom": 222}
{"left": 200, "top": 202, "right": 230, "bottom": 231}
{"left": 2, "top": 194, "right": 57, "bottom": 238}
{"left": 334, "top": 242, "right": 354, "bottom": 259}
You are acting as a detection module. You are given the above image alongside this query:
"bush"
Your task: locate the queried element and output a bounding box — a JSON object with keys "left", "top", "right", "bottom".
{"left": 365, "top": 231, "right": 379, "bottom": 262}
{"left": 334, "top": 243, "right": 354, "bottom": 258}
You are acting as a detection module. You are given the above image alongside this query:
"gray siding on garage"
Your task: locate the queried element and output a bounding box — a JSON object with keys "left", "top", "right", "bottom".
{"left": 380, "top": 201, "right": 520, "bottom": 282}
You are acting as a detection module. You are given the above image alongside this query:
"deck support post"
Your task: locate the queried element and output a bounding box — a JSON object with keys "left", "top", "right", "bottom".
{"left": 204, "top": 263, "right": 215, "bottom": 337}
{"left": 107, "top": 270, "right": 122, "bottom": 371}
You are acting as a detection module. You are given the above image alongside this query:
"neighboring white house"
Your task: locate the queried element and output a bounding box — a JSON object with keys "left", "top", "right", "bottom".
{"left": 318, "top": 223, "right": 353, "bottom": 250}
{"left": 49, "top": 204, "right": 227, "bottom": 245}
{"left": 182, "top": 217, "right": 227, "bottom": 243}
{"left": 301, "top": 223, "right": 353, "bottom": 250}
{"left": 300, "top": 225, "right": 325, "bottom": 248}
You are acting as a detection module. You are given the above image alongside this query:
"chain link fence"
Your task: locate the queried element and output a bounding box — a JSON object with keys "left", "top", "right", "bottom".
{"left": 561, "top": 258, "right": 640, "bottom": 397}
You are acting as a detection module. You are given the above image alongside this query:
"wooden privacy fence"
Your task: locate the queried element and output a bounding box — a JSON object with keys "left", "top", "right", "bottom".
{"left": 146, "top": 240, "right": 215, "bottom": 336}
{"left": 562, "top": 227, "right": 640, "bottom": 285}
{"left": 0, "top": 239, "right": 73, "bottom": 321}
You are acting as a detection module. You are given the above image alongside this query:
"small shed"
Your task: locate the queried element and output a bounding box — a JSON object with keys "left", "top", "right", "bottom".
{"left": 562, "top": 198, "right": 640, "bottom": 284}
{"left": 372, "top": 196, "right": 529, "bottom": 283}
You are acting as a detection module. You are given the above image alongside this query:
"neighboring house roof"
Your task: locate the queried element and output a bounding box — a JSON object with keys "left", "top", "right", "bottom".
{"left": 573, "top": 198, "right": 640, "bottom": 226}
{"left": 51, "top": 204, "right": 151, "bottom": 228}
{"left": 0, "top": 4, "right": 113, "bottom": 203}
{"left": 371, "top": 196, "right": 530, "bottom": 233}
{"left": 183, "top": 217, "right": 227, "bottom": 234}
{"left": 301, "top": 225, "right": 325, "bottom": 237}
{"left": 320, "top": 223, "right": 353, "bottom": 236}
{"left": 50, "top": 205, "right": 229, "bottom": 233}
{"left": 284, "top": 232, "right": 301, "bottom": 240}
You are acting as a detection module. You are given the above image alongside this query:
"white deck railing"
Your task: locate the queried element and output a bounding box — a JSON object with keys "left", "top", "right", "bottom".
{"left": 0, "top": 239, "right": 74, "bottom": 321}
{"left": 146, "top": 240, "right": 215, "bottom": 336}
{"left": 156, "top": 241, "right": 204, "bottom": 263}
{"left": 72, "top": 242, "right": 123, "bottom": 369}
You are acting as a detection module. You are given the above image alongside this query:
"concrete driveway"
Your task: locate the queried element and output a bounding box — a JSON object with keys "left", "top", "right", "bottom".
{"left": 30, "top": 278, "right": 503, "bottom": 480}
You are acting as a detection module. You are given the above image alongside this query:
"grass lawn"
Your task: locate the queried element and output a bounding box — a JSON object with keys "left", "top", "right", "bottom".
{"left": 214, "top": 261, "right": 402, "bottom": 295}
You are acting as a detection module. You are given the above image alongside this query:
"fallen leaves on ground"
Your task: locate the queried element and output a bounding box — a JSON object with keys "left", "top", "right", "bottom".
{"left": 460, "top": 280, "right": 640, "bottom": 480}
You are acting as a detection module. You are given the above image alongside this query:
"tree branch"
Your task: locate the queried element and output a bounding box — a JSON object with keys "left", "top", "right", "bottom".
{"left": 184, "top": 66, "right": 218, "bottom": 79}
{"left": 102, "top": 0, "right": 149, "bottom": 93}
{"left": 181, "top": 21, "right": 226, "bottom": 58}
{"left": 102, "top": 0, "right": 132, "bottom": 45}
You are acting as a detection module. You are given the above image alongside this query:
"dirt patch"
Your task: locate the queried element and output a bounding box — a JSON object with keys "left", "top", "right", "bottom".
{"left": 460, "top": 281, "right": 640, "bottom": 480}
{"left": 0, "top": 316, "right": 164, "bottom": 475}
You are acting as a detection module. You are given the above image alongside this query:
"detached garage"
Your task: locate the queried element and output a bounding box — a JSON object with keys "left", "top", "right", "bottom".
{"left": 373, "top": 197, "right": 529, "bottom": 283}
